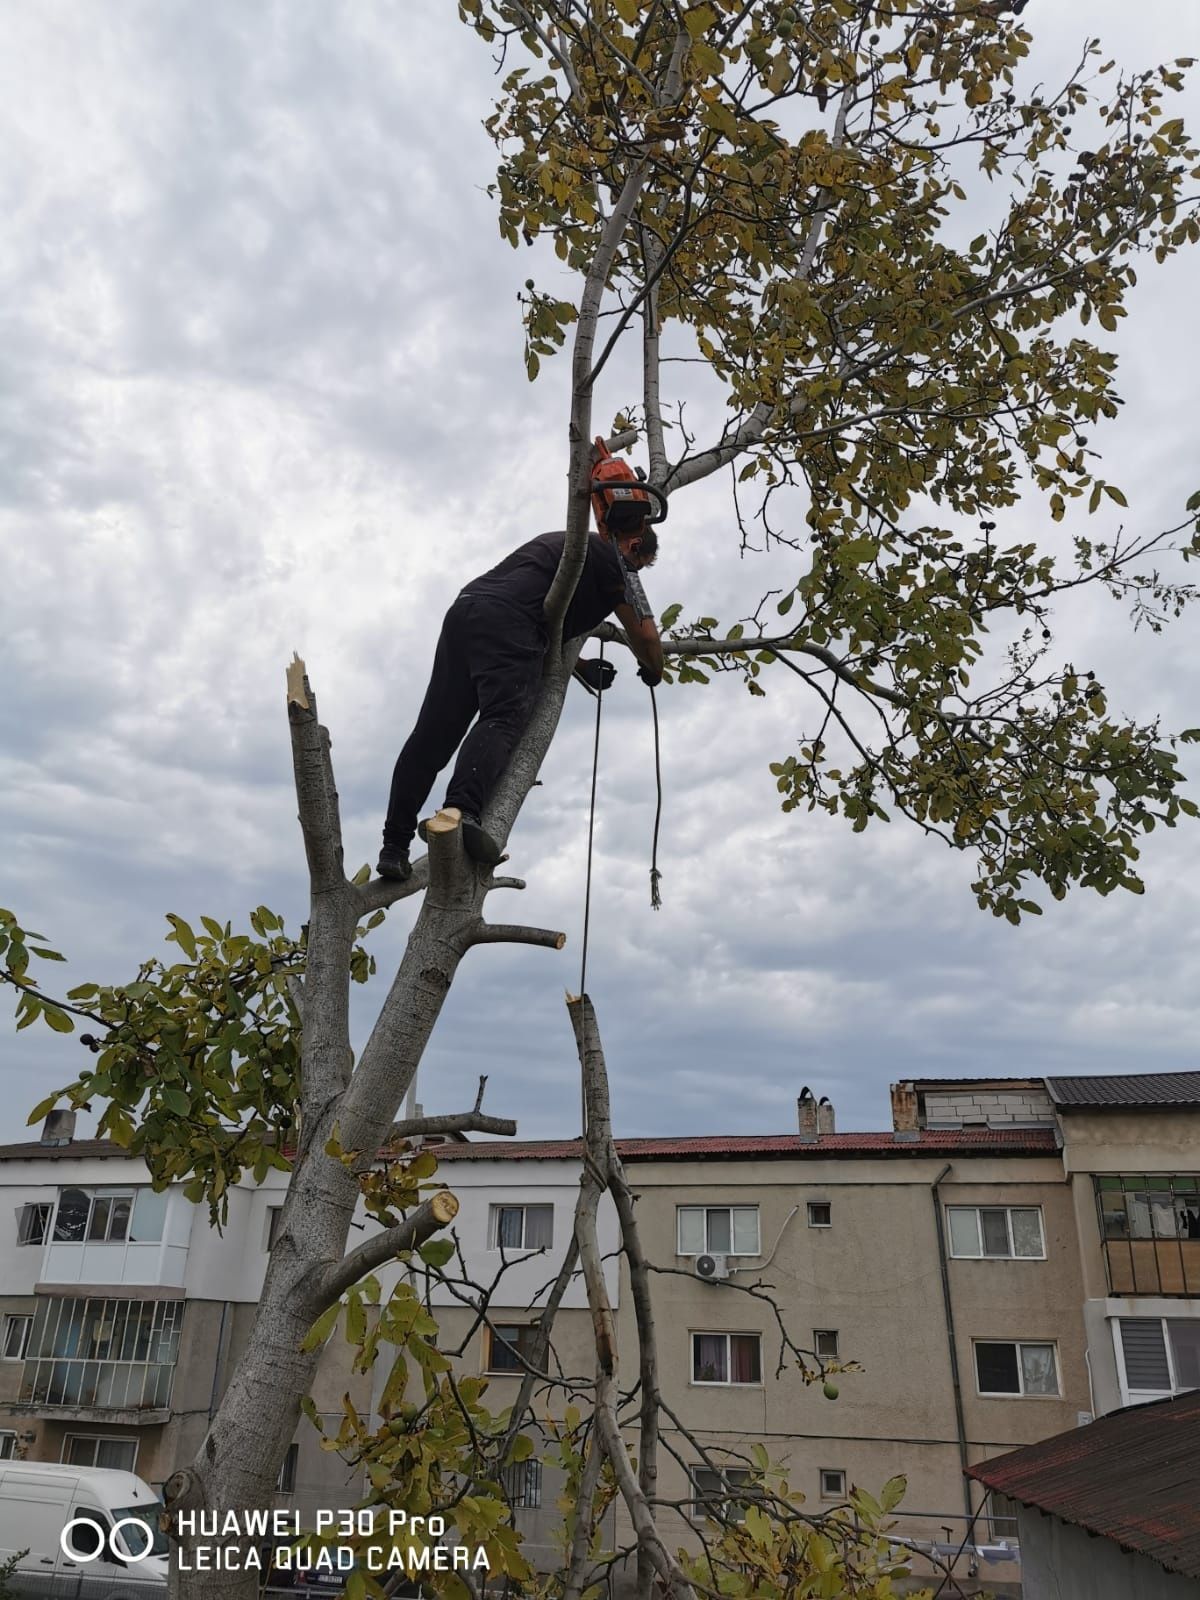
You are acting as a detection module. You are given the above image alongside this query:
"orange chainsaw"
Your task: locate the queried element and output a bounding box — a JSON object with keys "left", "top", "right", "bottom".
{"left": 590, "top": 436, "right": 668, "bottom": 534}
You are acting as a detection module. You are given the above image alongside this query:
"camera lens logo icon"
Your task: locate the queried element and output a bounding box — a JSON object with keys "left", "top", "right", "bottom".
{"left": 60, "top": 1516, "right": 156, "bottom": 1564}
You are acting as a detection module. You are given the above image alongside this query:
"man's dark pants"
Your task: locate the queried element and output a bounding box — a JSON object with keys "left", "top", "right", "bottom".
{"left": 383, "top": 594, "right": 544, "bottom": 852}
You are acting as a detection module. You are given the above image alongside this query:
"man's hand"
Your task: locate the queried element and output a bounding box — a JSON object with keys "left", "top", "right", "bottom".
{"left": 614, "top": 604, "right": 665, "bottom": 684}
{"left": 637, "top": 664, "right": 662, "bottom": 688}
{"left": 574, "top": 657, "right": 617, "bottom": 694}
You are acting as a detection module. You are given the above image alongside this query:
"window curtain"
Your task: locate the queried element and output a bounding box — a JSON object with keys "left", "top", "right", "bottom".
{"left": 693, "top": 1334, "right": 726, "bottom": 1383}
{"left": 524, "top": 1206, "right": 553, "bottom": 1249}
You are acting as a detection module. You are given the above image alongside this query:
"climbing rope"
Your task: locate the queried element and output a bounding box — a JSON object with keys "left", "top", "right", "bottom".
{"left": 649, "top": 683, "right": 663, "bottom": 911}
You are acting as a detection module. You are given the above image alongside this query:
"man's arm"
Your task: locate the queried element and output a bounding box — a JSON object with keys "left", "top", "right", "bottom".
{"left": 614, "top": 602, "right": 664, "bottom": 684}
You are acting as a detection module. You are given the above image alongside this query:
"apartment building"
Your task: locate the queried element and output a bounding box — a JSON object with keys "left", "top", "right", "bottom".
{"left": 1, "top": 1070, "right": 1197, "bottom": 1593}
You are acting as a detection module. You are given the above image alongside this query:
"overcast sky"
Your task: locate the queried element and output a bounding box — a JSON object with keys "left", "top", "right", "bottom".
{"left": 2, "top": 1, "right": 1199, "bottom": 1148}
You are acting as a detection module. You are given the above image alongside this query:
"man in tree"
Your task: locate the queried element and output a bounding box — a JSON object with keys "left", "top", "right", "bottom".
{"left": 377, "top": 497, "right": 663, "bottom": 881}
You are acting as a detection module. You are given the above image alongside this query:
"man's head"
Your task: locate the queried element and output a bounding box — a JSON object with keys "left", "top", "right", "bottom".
{"left": 614, "top": 520, "right": 658, "bottom": 570}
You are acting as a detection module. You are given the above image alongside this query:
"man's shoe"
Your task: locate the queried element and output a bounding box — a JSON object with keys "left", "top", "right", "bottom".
{"left": 417, "top": 808, "right": 501, "bottom": 865}
{"left": 376, "top": 846, "right": 412, "bottom": 882}
{"left": 460, "top": 813, "right": 502, "bottom": 865}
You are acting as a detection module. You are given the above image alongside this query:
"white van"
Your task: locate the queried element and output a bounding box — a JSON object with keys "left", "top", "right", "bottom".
{"left": 0, "top": 1460, "right": 168, "bottom": 1596}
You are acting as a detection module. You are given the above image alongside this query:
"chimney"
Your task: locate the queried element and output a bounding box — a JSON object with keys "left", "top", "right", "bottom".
{"left": 40, "top": 1110, "right": 76, "bottom": 1147}
{"left": 890, "top": 1082, "right": 920, "bottom": 1141}
{"left": 817, "top": 1097, "right": 835, "bottom": 1136}
{"left": 797, "top": 1087, "right": 819, "bottom": 1142}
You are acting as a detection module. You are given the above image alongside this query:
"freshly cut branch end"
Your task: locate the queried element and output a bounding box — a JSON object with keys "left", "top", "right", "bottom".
{"left": 285, "top": 653, "right": 310, "bottom": 710}
{"left": 424, "top": 806, "right": 463, "bottom": 837}
{"left": 430, "top": 1190, "right": 459, "bottom": 1225}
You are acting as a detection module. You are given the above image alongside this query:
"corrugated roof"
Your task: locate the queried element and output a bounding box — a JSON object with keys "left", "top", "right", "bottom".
{"left": 0, "top": 1129, "right": 1060, "bottom": 1166}
{"left": 434, "top": 1129, "right": 1059, "bottom": 1161}
{"left": 1047, "top": 1072, "right": 1200, "bottom": 1109}
{"left": 969, "top": 1390, "right": 1200, "bottom": 1579}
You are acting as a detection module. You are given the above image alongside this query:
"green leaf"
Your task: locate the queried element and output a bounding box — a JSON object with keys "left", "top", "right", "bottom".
{"left": 685, "top": 3, "right": 717, "bottom": 40}
{"left": 1104, "top": 484, "right": 1128, "bottom": 507}
{"left": 42, "top": 1007, "right": 75, "bottom": 1034}
{"left": 166, "top": 915, "right": 197, "bottom": 961}
{"left": 26, "top": 1093, "right": 62, "bottom": 1126}
{"left": 162, "top": 1087, "right": 191, "bottom": 1117}
{"left": 29, "top": 947, "right": 66, "bottom": 961}
{"left": 418, "top": 1238, "right": 455, "bottom": 1268}
{"left": 351, "top": 864, "right": 371, "bottom": 887}
{"left": 301, "top": 1302, "right": 340, "bottom": 1352}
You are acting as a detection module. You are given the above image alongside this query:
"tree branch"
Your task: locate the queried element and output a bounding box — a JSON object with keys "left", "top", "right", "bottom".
{"left": 314, "top": 1192, "right": 460, "bottom": 1308}
{"left": 465, "top": 922, "right": 567, "bottom": 950}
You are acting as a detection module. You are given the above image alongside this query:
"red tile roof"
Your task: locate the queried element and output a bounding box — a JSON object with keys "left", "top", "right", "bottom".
{"left": 969, "top": 1390, "right": 1200, "bottom": 1580}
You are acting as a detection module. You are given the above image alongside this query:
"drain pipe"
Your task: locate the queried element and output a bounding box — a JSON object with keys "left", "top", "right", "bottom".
{"left": 931, "top": 1163, "right": 973, "bottom": 1518}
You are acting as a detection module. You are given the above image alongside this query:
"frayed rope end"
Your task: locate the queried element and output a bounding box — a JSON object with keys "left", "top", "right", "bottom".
{"left": 650, "top": 867, "right": 663, "bottom": 911}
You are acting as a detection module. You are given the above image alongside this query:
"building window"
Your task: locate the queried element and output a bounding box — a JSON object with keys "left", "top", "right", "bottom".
{"left": 16, "top": 1203, "right": 52, "bottom": 1246}
{"left": 502, "top": 1459, "right": 542, "bottom": 1509}
{"left": 947, "top": 1207, "right": 1045, "bottom": 1260}
{"left": 486, "top": 1325, "right": 545, "bottom": 1376}
{"left": 21, "top": 1297, "right": 183, "bottom": 1410}
{"left": 807, "top": 1201, "right": 832, "bottom": 1228}
{"left": 1118, "top": 1317, "right": 1200, "bottom": 1396}
{"left": 690, "top": 1466, "right": 754, "bottom": 1522}
{"left": 0, "top": 1433, "right": 15, "bottom": 1460}
{"left": 677, "top": 1207, "right": 760, "bottom": 1256}
{"left": 1, "top": 1315, "right": 32, "bottom": 1362}
{"left": 276, "top": 1443, "right": 298, "bottom": 1493}
{"left": 488, "top": 1204, "right": 553, "bottom": 1251}
{"left": 974, "top": 1341, "right": 1059, "bottom": 1397}
{"left": 813, "top": 1329, "right": 839, "bottom": 1359}
{"left": 51, "top": 1188, "right": 164, "bottom": 1245}
{"left": 691, "top": 1332, "right": 762, "bottom": 1386}
{"left": 63, "top": 1435, "right": 138, "bottom": 1471}
{"left": 1096, "top": 1175, "right": 1200, "bottom": 1241}
{"left": 266, "top": 1206, "right": 284, "bottom": 1251}
{"left": 988, "top": 1490, "right": 1020, "bottom": 1540}
{"left": 820, "top": 1469, "right": 846, "bottom": 1500}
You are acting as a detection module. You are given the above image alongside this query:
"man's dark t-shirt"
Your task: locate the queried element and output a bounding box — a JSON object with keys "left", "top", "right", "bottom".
{"left": 461, "top": 532, "right": 647, "bottom": 641}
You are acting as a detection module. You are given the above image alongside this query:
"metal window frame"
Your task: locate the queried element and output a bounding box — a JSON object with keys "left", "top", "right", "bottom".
{"left": 16, "top": 1202, "right": 52, "bottom": 1246}
{"left": 1, "top": 1314, "right": 32, "bottom": 1361}
{"left": 488, "top": 1203, "right": 553, "bottom": 1251}
{"left": 689, "top": 1464, "right": 754, "bottom": 1523}
{"left": 21, "top": 1297, "right": 183, "bottom": 1411}
{"left": 807, "top": 1200, "right": 833, "bottom": 1228}
{"left": 676, "top": 1205, "right": 761, "bottom": 1257}
{"left": 819, "top": 1468, "right": 847, "bottom": 1501}
{"left": 813, "top": 1328, "right": 839, "bottom": 1358}
{"left": 946, "top": 1205, "right": 1046, "bottom": 1260}
{"left": 1095, "top": 1174, "right": 1200, "bottom": 1297}
{"left": 973, "top": 1338, "right": 1060, "bottom": 1398}
{"left": 62, "top": 1433, "right": 139, "bottom": 1472}
{"left": 689, "top": 1330, "right": 764, "bottom": 1387}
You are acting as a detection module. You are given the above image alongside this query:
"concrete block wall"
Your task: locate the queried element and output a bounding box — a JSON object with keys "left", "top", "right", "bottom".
{"left": 923, "top": 1088, "right": 1056, "bottom": 1126}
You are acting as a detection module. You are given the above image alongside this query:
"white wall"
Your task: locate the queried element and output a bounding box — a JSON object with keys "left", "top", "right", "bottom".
{"left": 1018, "top": 1506, "right": 1200, "bottom": 1600}
{"left": 374, "top": 1156, "right": 617, "bottom": 1311}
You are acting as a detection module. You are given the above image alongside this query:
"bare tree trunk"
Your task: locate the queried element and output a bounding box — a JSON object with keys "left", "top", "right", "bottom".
{"left": 164, "top": 662, "right": 567, "bottom": 1600}
{"left": 567, "top": 995, "right": 696, "bottom": 1600}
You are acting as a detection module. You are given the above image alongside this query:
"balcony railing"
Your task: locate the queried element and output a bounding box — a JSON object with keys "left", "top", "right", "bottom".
{"left": 18, "top": 1296, "right": 182, "bottom": 1412}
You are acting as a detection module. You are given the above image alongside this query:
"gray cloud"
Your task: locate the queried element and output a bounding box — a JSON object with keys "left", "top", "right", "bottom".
{"left": 3, "top": 1, "right": 1199, "bottom": 1147}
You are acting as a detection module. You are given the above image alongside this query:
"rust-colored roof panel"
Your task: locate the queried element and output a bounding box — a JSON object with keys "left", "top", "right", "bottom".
{"left": 0, "top": 1128, "right": 1059, "bottom": 1168}
{"left": 431, "top": 1129, "right": 1059, "bottom": 1161}
{"left": 969, "top": 1390, "right": 1200, "bottom": 1579}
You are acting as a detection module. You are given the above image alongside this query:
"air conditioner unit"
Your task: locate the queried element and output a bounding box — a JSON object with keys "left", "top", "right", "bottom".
{"left": 694, "top": 1253, "right": 729, "bottom": 1282}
